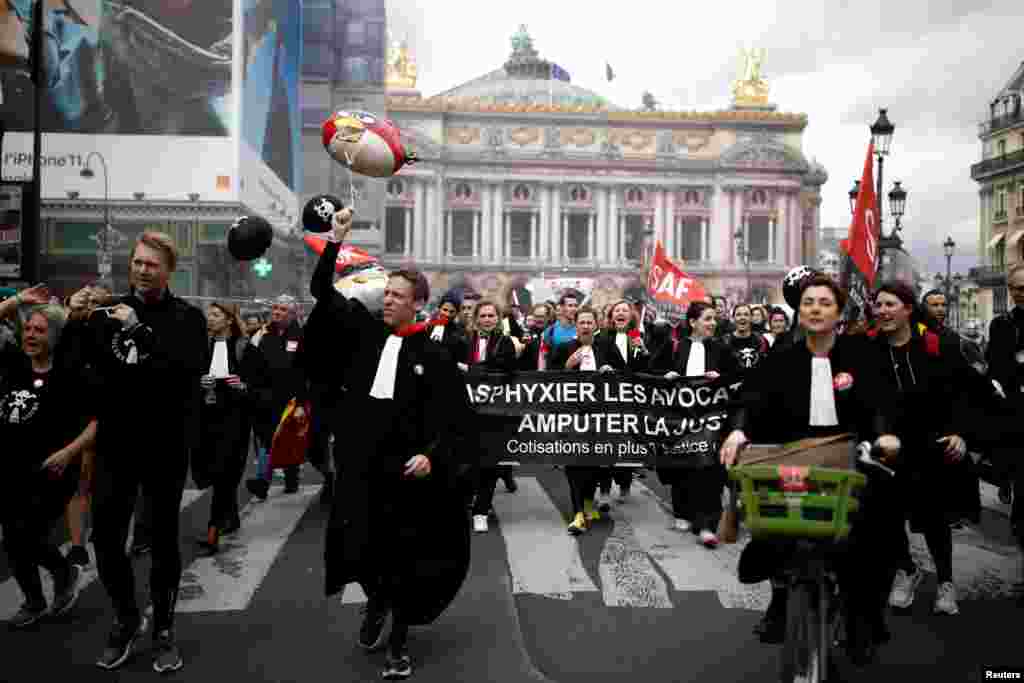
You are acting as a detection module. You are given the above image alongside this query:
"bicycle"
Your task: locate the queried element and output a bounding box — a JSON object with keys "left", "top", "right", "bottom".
{"left": 728, "top": 443, "right": 893, "bottom": 683}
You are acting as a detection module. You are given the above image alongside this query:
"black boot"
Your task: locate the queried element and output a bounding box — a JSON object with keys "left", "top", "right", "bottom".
{"left": 246, "top": 478, "right": 269, "bottom": 501}
{"left": 753, "top": 585, "right": 787, "bottom": 644}
{"left": 284, "top": 466, "right": 300, "bottom": 494}
{"left": 382, "top": 620, "right": 412, "bottom": 680}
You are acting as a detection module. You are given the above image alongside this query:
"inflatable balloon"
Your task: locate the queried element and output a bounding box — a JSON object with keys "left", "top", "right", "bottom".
{"left": 782, "top": 265, "right": 820, "bottom": 310}
{"left": 333, "top": 263, "right": 389, "bottom": 315}
{"left": 322, "top": 110, "right": 417, "bottom": 178}
{"left": 303, "top": 233, "right": 378, "bottom": 274}
{"left": 302, "top": 194, "right": 346, "bottom": 233}
{"left": 227, "top": 215, "right": 273, "bottom": 261}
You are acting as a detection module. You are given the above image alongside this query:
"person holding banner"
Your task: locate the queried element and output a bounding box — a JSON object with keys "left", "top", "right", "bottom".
{"left": 718, "top": 274, "right": 897, "bottom": 664}
{"left": 592, "top": 300, "right": 651, "bottom": 506}
{"left": 551, "top": 306, "right": 611, "bottom": 535}
{"left": 307, "top": 207, "right": 471, "bottom": 681}
{"left": 457, "top": 300, "right": 518, "bottom": 534}
{"left": 649, "top": 301, "right": 736, "bottom": 547}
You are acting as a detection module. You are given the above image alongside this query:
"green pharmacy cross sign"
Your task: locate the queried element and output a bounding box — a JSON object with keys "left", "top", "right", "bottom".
{"left": 253, "top": 257, "right": 273, "bottom": 278}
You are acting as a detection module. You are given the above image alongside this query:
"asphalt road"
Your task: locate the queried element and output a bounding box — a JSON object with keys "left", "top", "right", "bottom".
{"left": 1, "top": 465, "right": 1022, "bottom": 683}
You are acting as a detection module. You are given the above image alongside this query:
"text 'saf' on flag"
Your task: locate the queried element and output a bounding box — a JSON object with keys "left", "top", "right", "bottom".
{"left": 841, "top": 142, "right": 880, "bottom": 286}
{"left": 647, "top": 241, "right": 707, "bottom": 314}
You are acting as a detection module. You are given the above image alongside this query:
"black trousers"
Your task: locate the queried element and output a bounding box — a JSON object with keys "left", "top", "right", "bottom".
{"left": 666, "top": 466, "right": 725, "bottom": 531}
{"left": 565, "top": 467, "right": 601, "bottom": 515}
{"left": 1, "top": 486, "right": 73, "bottom": 607}
{"left": 597, "top": 468, "right": 633, "bottom": 494}
{"left": 92, "top": 443, "right": 188, "bottom": 633}
{"left": 472, "top": 467, "right": 499, "bottom": 516}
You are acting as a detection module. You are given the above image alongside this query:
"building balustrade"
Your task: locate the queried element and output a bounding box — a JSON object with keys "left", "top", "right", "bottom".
{"left": 979, "top": 108, "right": 1024, "bottom": 136}
{"left": 971, "top": 148, "right": 1024, "bottom": 180}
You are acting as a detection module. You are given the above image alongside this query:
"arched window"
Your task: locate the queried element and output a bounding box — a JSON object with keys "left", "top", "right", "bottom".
{"left": 752, "top": 189, "right": 767, "bottom": 206}
{"left": 684, "top": 190, "right": 700, "bottom": 205}
{"left": 513, "top": 184, "right": 530, "bottom": 200}
{"left": 455, "top": 182, "right": 473, "bottom": 199}
{"left": 626, "top": 187, "right": 644, "bottom": 204}
{"left": 570, "top": 185, "right": 588, "bottom": 202}
{"left": 386, "top": 179, "right": 404, "bottom": 198}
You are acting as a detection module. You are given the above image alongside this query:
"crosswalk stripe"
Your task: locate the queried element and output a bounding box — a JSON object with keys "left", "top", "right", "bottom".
{"left": 0, "top": 489, "right": 207, "bottom": 619}
{"left": 598, "top": 503, "right": 674, "bottom": 608}
{"left": 177, "top": 485, "right": 320, "bottom": 613}
{"left": 492, "top": 476, "right": 599, "bottom": 599}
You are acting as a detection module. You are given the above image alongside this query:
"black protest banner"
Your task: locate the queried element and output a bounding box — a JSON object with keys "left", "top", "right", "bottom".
{"left": 465, "top": 370, "right": 740, "bottom": 467}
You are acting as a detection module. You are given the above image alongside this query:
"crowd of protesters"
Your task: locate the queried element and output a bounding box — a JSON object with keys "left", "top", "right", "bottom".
{"left": 2, "top": 218, "right": 1024, "bottom": 679}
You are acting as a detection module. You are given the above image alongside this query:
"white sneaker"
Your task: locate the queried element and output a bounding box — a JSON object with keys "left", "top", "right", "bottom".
{"left": 889, "top": 568, "right": 923, "bottom": 608}
{"left": 699, "top": 530, "right": 719, "bottom": 548}
{"left": 674, "top": 518, "right": 692, "bottom": 532}
{"left": 934, "top": 581, "right": 959, "bottom": 615}
{"left": 472, "top": 515, "right": 488, "bottom": 533}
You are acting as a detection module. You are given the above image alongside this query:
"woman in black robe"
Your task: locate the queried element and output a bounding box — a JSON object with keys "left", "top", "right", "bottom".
{"left": 719, "top": 274, "right": 897, "bottom": 664}
{"left": 305, "top": 209, "right": 471, "bottom": 681}
{"left": 193, "top": 302, "right": 252, "bottom": 555}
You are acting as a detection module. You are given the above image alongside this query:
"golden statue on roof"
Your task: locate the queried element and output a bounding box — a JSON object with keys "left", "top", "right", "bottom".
{"left": 732, "top": 46, "right": 769, "bottom": 106}
{"left": 385, "top": 30, "right": 418, "bottom": 91}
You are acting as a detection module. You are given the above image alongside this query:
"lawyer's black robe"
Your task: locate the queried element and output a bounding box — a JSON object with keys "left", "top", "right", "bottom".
{"left": 307, "top": 240, "right": 471, "bottom": 624}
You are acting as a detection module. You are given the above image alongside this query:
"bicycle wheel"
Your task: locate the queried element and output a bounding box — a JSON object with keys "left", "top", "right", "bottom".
{"left": 780, "top": 583, "right": 821, "bottom": 683}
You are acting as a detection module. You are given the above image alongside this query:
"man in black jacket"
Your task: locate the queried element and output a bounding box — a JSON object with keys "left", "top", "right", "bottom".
{"left": 66, "top": 231, "right": 208, "bottom": 673}
{"left": 245, "top": 295, "right": 309, "bottom": 499}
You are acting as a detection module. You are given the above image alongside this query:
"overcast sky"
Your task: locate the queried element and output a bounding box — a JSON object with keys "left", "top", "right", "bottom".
{"left": 388, "top": 0, "right": 1024, "bottom": 279}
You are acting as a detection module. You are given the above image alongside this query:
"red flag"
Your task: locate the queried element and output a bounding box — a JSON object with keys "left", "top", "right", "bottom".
{"left": 647, "top": 241, "right": 707, "bottom": 310}
{"left": 840, "top": 142, "right": 879, "bottom": 286}
{"left": 303, "top": 234, "right": 378, "bottom": 273}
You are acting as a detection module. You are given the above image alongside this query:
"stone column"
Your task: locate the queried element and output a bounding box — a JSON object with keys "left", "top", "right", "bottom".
{"left": 530, "top": 211, "right": 538, "bottom": 261}
{"left": 769, "top": 210, "right": 776, "bottom": 264}
{"left": 403, "top": 208, "right": 412, "bottom": 257}
{"left": 654, "top": 188, "right": 665, "bottom": 246}
{"left": 422, "top": 183, "right": 433, "bottom": 262}
{"left": 504, "top": 212, "right": 512, "bottom": 262}
{"left": 480, "top": 185, "right": 491, "bottom": 263}
{"left": 665, "top": 191, "right": 675, "bottom": 259}
{"left": 413, "top": 180, "right": 426, "bottom": 259}
{"left": 608, "top": 188, "right": 619, "bottom": 263}
{"left": 473, "top": 211, "right": 482, "bottom": 262}
{"left": 445, "top": 210, "right": 453, "bottom": 260}
{"left": 702, "top": 217, "right": 710, "bottom": 262}
{"left": 550, "top": 186, "right": 561, "bottom": 262}
{"left": 596, "top": 189, "right": 607, "bottom": 263}
{"left": 561, "top": 214, "right": 569, "bottom": 263}
{"left": 540, "top": 185, "right": 550, "bottom": 262}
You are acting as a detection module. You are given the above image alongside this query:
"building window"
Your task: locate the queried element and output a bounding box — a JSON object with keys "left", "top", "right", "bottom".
{"left": 566, "top": 214, "right": 589, "bottom": 259}
{"left": 684, "top": 190, "right": 700, "bottom": 205}
{"left": 451, "top": 210, "right": 474, "bottom": 258}
{"left": 998, "top": 139, "right": 1007, "bottom": 157}
{"left": 508, "top": 212, "right": 532, "bottom": 258}
{"left": 996, "top": 188, "right": 1008, "bottom": 219}
{"left": 513, "top": 184, "right": 531, "bottom": 201}
{"left": 751, "top": 189, "right": 768, "bottom": 206}
{"left": 387, "top": 179, "right": 404, "bottom": 198}
{"left": 677, "top": 217, "right": 702, "bottom": 261}
{"left": 346, "top": 21, "right": 366, "bottom": 46}
{"left": 995, "top": 239, "right": 1006, "bottom": 268}
{"left": 455, "top": 182, "right": 472, "bottom": 200}
{"left": 746, "top": 215, "right": 772, "bottom": 262}
{"left": 626, "top": 187, "right": 644, "bottom": 204}
{"left": 623, "top": 214, "right": 646, "bottom": 261}
{"left": 570, "top": 185, "right": 588, "bottom": 202}
{"left": 344, "top": 57, "right": 370, "bottom": 83}
{"left": 385, "top": 207, "right": 405, "bottom": 253}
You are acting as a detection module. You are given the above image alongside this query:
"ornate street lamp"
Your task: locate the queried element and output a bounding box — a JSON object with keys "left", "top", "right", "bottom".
{"left": 888, "top": 180, "right": 907, "bottom": 232}
{"left": 81, "top": 152, "right": 123, "bottom": 286}
{"left": 734, "top": 228, "right": 750, "bottom": 301}
{"left": 870, "top": 108, "right": 895, "bottom": 156}
{"left": 943, "top": 236, "right": 956, "bottom": 301}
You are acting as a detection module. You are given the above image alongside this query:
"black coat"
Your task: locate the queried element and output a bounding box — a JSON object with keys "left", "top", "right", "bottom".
{"left": 192, "top": 335, "right": 253, "bottom": 489}
{"left": 246, "top": 320, "right": 308, "bottom": 447}
{"left": 649, "top": 336, "right": 738, "bottom": 377}
{"left": 458, "top": 332, "right": 517, "bottom": 372}
{"left": 548, "top": 338, "right": 614, "bottom": 371}
{"left": 592, "top": 328, "right": 650, "bottom": 372}
{"left": 307, "top": 240, "right": 471, "bottom": 623}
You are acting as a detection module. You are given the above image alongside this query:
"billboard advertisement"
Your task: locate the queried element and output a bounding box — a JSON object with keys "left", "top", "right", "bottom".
{"left": 239, "top": 0, "right": 302, "bottom": 228}
{"left": 0, "top": 184, "right": 23, "bottom": 278}
{"left": 0, "top": 1, "right": 300, "bottom": 234}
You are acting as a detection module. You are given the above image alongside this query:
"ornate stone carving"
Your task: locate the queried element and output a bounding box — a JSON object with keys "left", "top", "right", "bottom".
{"left": 732, "top": 46, "right": 770, "bottom": 106}
{"left": 385, "top": 31, "right": 418, "bottom": 90}
{"left": 509, "top": 127, "right": 541, "bottom": 146}
{"left": 612, "top": 129, "right": 655, "bottom": 152}
{"left": 447, "top": 126, "right": 480, "bottom": 144}
{"left": 674, "top": 130, "right": 712, "bottom": 154}
{"left": 656, "top": 130, "right": 676, "bottom": 155}
{"left": 484, "top": 126, "right": 504, "bottom": 147}
{"left": 560, "top": 127, "right": 596, "bottom": 147}
{"left": 544, "top": 127, "right": 562, "bottom": 149}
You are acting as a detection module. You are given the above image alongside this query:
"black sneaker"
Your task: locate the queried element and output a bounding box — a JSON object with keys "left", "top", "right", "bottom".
{"left": 8, "top": 602, "right": 47, "bottom": 629}
{"left": 382, "top": 648, "right": 413, "bottom": 680}
{"left": 66, "top": 545, "right": 91, "bottom": 568}
{"left": 152, "top": 629, "right": 184, "bottom": 673}
{"left": 96, "top": 615, "right": 148, "bottom": 670}
{"left": 358, "top": 600, "right": 390, "bottom": 651}
{"left": 50, "top": 564, "right": 82, "bottom": 617}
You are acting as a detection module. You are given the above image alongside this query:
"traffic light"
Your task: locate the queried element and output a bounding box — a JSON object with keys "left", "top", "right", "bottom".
{"left": 253, "top": 257, "right": 273, "bottom": 279}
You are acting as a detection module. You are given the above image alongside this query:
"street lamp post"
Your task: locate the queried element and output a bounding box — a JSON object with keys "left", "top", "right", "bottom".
{"left": 848, "top": 173, "right": 907, "bottom": 282}
{"left": 81, "top": 152, "right": 123, "bottom": 287}
{"left": 943, "top": 236, "right": 955, "bottom": 301}
{"left": 189, "top": 193, "right": 200, "bottom": 296}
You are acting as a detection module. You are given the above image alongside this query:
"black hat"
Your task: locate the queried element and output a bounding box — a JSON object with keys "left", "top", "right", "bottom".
{"left": 227, "top": 215, "right": 273, "bottom": 261}
{"left": 302, "top": 194, "right": 345, "bottom": 234}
